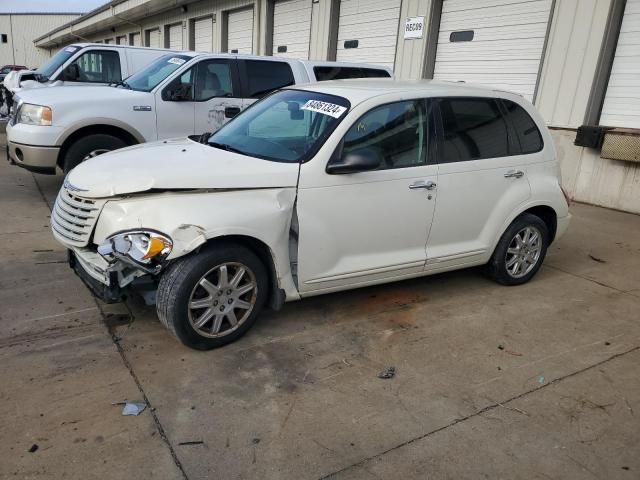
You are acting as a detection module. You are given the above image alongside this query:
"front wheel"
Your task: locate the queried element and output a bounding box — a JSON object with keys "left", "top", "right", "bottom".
{"left": 486, "top": 213, "right": 549, "bottom": 286}
{"left": 63, "top": 134, "right": 128, "bottom": 173}
{"left": 156, "top": 244, "right": 268, "bottom": 350}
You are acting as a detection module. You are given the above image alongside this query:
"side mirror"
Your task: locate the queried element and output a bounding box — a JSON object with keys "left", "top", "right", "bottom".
{"left": 163, "top": 84, "right": 193, "bottom": 101}
{"left": 61, "top": 64, "right": 80, "bottom": 81}
{"left": 326, "top": 147, "right": 382, "bottom": 174}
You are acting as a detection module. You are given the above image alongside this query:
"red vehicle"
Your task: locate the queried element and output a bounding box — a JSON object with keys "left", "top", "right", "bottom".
{"left": 0, "top": 65, "right": 28, "bottom": 80}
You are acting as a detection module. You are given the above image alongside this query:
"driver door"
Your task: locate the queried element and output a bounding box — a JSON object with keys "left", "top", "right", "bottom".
{"left": 193, "top": 58, "right": 242, "bottom": 134}
{"left": 296, "top": 99, "right": 438, "bottom": 294}
{"left": 155, "top": 67, "right": 195, "bottom": 139}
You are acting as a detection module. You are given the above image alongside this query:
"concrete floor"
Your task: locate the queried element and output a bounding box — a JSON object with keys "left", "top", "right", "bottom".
{"left": 1, "top": 138, "right": 639, "bottom": 479}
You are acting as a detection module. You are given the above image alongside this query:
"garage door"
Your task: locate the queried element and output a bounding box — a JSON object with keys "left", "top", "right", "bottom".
{"left": 227, "top": 7, "right": 254, "bottom": 54}
{"left": 116, "top": 35, "right": 127, "bottom": 45}
{"left": 433, "top": 0, "right": 553, "bottom": 101}
{"left": 600, "top": 0, "right": 640, "bottom": 128}
{"left": 335, "top": 0, "right": 401, "bottom": 69}
{"left": 168, "top": 23, "right": 183, "bottom": 50}
{"left": 130, "top": 32, "right": 141, "bottom": 46}
{"left": 273, "top": 0, "right": 312, "bottom": 59}
{"left": 194, "top": 16, "right": 214, "bottom": 52}
{"left": 147, "top": 28, "right": 161, "bottom": 48}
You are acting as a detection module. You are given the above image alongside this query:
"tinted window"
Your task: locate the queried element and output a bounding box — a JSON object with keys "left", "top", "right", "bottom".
{"left": 194, "top": 60, "right": 235, "bottom": 101}
{"left": 438, "top": 98, "right": 509, "bottom": 162}
{"left": 501, "top": 99, "right": 543, "bottom": 154}
{"left": 69, "top": 50, "right": 121, "bottom": 83}
{"left": 313, "top": 66, "right": 391, "bottom": 81}
{"left": 243, "top": 60, "right": 294, "bottom": 98}
{"left": 343, "top": 100, "right": 427, "bottom": 169}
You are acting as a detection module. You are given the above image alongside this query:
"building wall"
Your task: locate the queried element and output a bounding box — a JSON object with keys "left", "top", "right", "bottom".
{"left": 0, "top": 14, "right": 79, "bottom": 67}
{"left": 393, "top": 0, "right": 431, "bottom": 79}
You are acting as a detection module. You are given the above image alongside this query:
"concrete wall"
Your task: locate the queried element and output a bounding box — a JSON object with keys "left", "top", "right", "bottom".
{"left": 0, "top": 14, "right": 79, "bottom": 67}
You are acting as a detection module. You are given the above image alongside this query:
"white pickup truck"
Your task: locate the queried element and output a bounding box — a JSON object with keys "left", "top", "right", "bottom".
{"left": 6, "top": 53, "right": 391, "bottom": 174}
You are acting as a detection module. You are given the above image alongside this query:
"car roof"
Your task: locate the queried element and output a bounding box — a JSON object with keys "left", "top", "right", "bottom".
{"left": 288, "top": 79, "right": 525, "bottom": 106}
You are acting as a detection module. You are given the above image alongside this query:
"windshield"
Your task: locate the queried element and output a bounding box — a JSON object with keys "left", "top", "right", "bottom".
{"left": 1, "top": 67, "right": 12, "bottom": 74}
{"left": 36, "top": 45, "right": 80, "bottom": 80}
{"left": 208, "top": 90, "right": 350, "bottom": 163}
{"left": 125, "top": 54, "right": 192, "bottom": 92}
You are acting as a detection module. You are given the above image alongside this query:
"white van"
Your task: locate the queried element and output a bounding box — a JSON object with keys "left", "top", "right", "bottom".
{"left": 51, "top": 80, "right": 571, "bottom": 350}
{"left": 6, "top": 53, "right": 391, "bottom": 174}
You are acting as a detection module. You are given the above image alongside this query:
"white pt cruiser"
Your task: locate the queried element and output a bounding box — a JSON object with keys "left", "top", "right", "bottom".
{"left": 52, "top": 80, "right": 571, "bottom": 350}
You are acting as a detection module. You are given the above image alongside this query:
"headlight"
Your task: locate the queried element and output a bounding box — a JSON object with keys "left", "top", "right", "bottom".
{"left": 98, "top": 230, "right": 173, "bottom": 266}
{"left": 18, "top": 103, "right": 52, "bottom": 126}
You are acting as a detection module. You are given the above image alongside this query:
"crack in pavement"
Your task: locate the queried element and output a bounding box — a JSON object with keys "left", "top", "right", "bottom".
{"left": 318, "top": 345, "right": 640, "bottom": 480}
{"left": 545, "top": 263, "right": 639, "bottom": 298}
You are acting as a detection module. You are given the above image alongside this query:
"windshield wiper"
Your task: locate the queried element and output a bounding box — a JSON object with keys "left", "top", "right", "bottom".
{"left": 110, "top": 79, "right": 132, "bottom": 89}
{"left": 34, "top": 73, "right": 49, "bottom": 83}
{"left": 209, "top": 141, "right": 246, "bottom": 155}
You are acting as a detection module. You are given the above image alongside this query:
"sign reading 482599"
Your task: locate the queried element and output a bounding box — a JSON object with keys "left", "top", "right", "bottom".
{"left": 404, "top": 16, "right": 424, "bottom": 39}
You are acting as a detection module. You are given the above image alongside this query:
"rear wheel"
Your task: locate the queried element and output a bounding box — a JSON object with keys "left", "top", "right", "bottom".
{"left": 486, "top": 213, "right": 549, "bottom": 286}
{"left": 156, "top": 244, "right": 268, "bottom": 350}
{"left": 63, "top": 134, "right": 128, "bottom": 173}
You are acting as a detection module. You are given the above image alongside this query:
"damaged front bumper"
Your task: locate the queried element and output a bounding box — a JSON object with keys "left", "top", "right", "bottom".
{"left": 68, "top": 247, "right": 150, "bottom": 303}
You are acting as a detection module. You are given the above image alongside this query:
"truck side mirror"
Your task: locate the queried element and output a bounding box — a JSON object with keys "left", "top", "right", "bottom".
{"left": 61, "top": 64, "right": 80, "bottom": 81}
{"left": 162, "top": 84, "right": 193, "bottom": 102}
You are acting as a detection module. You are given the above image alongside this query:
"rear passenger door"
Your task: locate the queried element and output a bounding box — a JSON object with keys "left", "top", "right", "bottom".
{"left": 193, "top": 58, "right": 241, "bottom": 133}
{"left": 425, "top": 97, "right": 535, "bottom": 270}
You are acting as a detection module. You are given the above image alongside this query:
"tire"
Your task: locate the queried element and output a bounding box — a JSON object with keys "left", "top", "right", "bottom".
{"left": 63, "top": 134, "right": 128, "bottom": 174}
{"left": 156, "top": 244, "right": 268, "bottom": 350}
{"left": 486, "top": 213, "right": 549, "bottom": 286}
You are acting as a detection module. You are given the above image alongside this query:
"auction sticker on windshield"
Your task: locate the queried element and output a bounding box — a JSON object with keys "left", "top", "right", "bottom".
{"left": 301, "top": 100, "right": 347, "bottom": 118}
{"left": 168, "top": 57, "right": 186, "bottom": 65}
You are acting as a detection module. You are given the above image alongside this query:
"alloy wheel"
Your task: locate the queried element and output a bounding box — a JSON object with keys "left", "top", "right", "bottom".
{"left": 504, "top": 226, "right": 542, "bottom": 279}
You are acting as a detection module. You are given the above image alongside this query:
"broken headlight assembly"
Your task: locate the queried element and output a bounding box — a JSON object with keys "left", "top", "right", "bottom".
{"left": 98, "top": 230, "right": 173, "bottom": 271}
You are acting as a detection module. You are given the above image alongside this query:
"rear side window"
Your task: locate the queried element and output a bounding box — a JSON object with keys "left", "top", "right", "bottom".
{"left": 241, "top": 60, "right": 294, "bottom": 98}
{"left": 501, "top": 99, "right": 543, "bottom": 154}
{"left": 313, "top": 66, "right": 391, "bottom": 81}
{"left": 437, "top": 97, "right": 510, "bottom": 162}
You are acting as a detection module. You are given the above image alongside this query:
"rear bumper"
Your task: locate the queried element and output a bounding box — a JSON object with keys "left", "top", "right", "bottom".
{"left": 555, "top": 213, "right": 571, "bottom": 241}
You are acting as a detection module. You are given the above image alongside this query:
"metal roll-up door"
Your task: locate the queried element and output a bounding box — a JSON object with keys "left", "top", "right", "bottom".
{"left": 168, "top": 23, "right": 183, "bottom": 50}
{"left": 227, "top": 7, "right": 254, "bottom": 54}
{"left": 335, "top": 0, "right": 401, "bottom": 69}
{"left": 116, "top": 35, "right": 127, "bottom": 45}
{"left": 433, "top": 0, "right": 553, "bottom": 101}
{"left": 600, "top": 0, "right": 640, "bottom": 128}
{"left": 147, "top": 28, "right": 161, "bottom": 48}
{"left": 273, "top": 0, "right": 312, "bottom": 59}
{"left": 194, "top": 16, "right": 214, "bottom": 52}
{"left": 130, "top": 32, "right": 141, "bottom": 46}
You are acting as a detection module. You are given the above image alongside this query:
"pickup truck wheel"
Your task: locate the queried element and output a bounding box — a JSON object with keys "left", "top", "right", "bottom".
{"left": 156, "top": 244, "right": 268, "bottom": 350}
{"left": 486, "top": 213, "right": 549, "bottom": 286}
{"left": 63, "top": 134, "right": 127, "bottom": 174}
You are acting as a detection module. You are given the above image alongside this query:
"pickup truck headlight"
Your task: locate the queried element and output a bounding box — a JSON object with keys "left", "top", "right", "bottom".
{"left": 18, "top": 103, "right": 52, "bottom": 126}
{"left": 98, "top": 230, "right": 173, "bottom": 267}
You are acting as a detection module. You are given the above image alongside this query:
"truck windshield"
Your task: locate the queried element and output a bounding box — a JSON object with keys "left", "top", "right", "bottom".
{"left": 125, "top": 54, "right": 192, "bottom": 92}
{"left": 35, "top": 45, "right": 80, "bottom": 80}
{"left": 208, "top": 89, "right": 350, "bottom": 163}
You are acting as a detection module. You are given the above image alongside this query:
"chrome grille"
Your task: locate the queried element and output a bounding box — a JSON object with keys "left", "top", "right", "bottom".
{"left": 51, "top": 189, "right": 105, "bottom": 247}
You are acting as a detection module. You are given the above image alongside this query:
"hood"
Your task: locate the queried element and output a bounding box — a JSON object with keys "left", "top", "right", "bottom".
{"left": 14, "top": 84, "right": 149, "bottom": 108}
{"left": 66, "top": 138, "right": 301, "bottom": 198}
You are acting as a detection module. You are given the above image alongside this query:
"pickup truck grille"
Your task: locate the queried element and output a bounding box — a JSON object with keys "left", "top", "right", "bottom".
{"left": 51, "top": 188, "right": 105, "bottom": 247}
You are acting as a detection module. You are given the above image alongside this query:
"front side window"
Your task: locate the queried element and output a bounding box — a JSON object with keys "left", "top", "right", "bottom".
{"left": 342, "top": 100, "right": 428, "bottom": 169}
{"left": 36, "top": 45, "right": 80, "bottom": 80}
{"left": 438, "top": 98, "right": 510, "bottom": 162}
{"left": 68, "top": 50, "right": 121, "bottom": 83}
{"left": 162, "top": 68, "right": 194, "bottom": 100}
{"left": 242, "top": 60, "right": 295, "bottom": 98}
{"left": 194, "top": 60, "right": 235, "bottom": 101}
{"left": 501, "top": 99, "right": 543, "bottom": 154}
{"left": 208, "top": 89, "right": 350, "bottom": 163}
{"left": 126, "top": 54, "right": 192, "bottom": 92}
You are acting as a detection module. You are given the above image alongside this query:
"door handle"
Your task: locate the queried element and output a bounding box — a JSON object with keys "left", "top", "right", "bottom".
{"left": 504, "top": 170, "right": 524, "bottom": 178}
{"left": 224, "top": 106, "right": 241, "bottom": 119}
{"left": 409, "top": 180, "right": 437, "bottom": 190}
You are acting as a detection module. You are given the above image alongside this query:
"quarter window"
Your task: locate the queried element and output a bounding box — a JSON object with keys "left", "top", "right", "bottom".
{"left": 343, "top": 100, "right": 428, "bottom": 170}
{"left": 194, "top": 60, "right": 235, "bottom": 101}
{"left": 438, "top": 98, "right": 510, "bottom": 162}
{"left": 242, "top": 60, "right": 294, "bottom": 98}
{"left": 501, "top": 99, "right": 543, "bottom": 154}
{"left": 313, "top": 66, "right": 391, "bottom": 81}
{"left": 67, "top": 50, "right": 121, "bottom": 83}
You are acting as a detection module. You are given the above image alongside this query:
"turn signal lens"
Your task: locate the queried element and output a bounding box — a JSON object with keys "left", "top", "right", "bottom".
{"left": 143, "top": 236, "right": 171, "bottom": 260}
